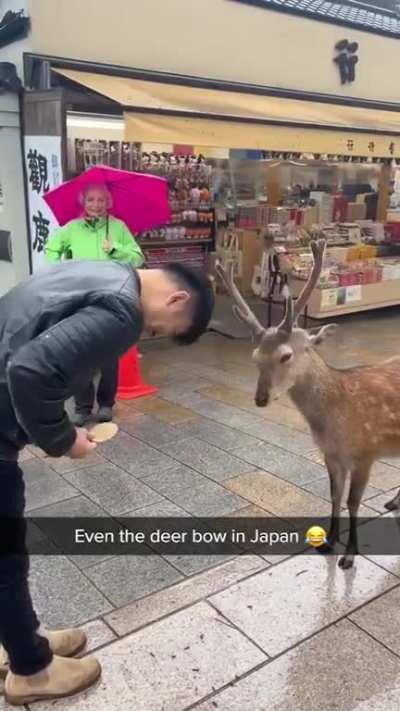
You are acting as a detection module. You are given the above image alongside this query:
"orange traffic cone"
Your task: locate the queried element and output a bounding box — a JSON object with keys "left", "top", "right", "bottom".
{"left": 117, "top": 346, "right": 158, "bottom": 400}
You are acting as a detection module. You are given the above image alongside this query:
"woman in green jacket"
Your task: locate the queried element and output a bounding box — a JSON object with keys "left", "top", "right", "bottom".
{"left": 45, "top": 184, "right": 144, "bottom": 425}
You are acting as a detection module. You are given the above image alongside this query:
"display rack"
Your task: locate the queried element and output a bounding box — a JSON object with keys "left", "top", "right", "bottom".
{"left": 136, "top": 151, "right": 216, "bottom": 271}
{"left": 291, "top": 275, "right": 400, "bottom": 319}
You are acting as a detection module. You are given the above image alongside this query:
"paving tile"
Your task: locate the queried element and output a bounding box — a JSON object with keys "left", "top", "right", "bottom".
{"left": 35, "top": 602, "right": 266, "bottom": 711}
{"left": 350, "top": 586, "right": 400, "bottom": 656}
{"left": 224, "top": 506, "right": 292, "bottom": 564}
{"left": 304, "top": 448, "right": 324, "bottom": 465}
{"left": 209, "top": 553, "right": 398, "bottom": 656}
{"left": 118, "top": 412, "right": 182, "bottom": 447}
{"left": 183, "top": 362, "right": 256, "bottom": 394}
{"left": 21, "top": 459, "right": 78, "bottom": 513}
{"left": 84, "top": 554, "right": 183, "bottom": 607}
{"left": 31, "top": 496, "right": 111, "bottom": 570}
{"left": 366, "top": 489, "right": 399, "bottom": 513}
{"left": 196, "top": 619, "right": 400, "bottom": 711}
{"left": 166, "top": 479, "right": 248, "bottom": 517}
{"left": 238, "top": 419, "right": 315, "bottom": 456}
{"left": 44, "top": 451, "right": 106, "bottom": 475}
{"left": 231, "top": 441, "right": 325, "bottom": 486}
{"left": 158, "top": 376, "right": 211, "bottom": 401}
{"left": 26, "top": 445, "right": 48, "bottom": 459}
{"left": 364, "top": 511, "right": 400, "bottom": 577}
{"left": 370, "top": 461, "right": 400, "bottom": 491}
{"left": 63, "top": 462, "right": 164, "bottom": 515}
{"left": 99, "top": 431, "right": 177, "bottom": 478}
{"left": 198, "top": 383, "right": 259, "bottom": 409}
{"left": 80, "top": 619, "right": 117, "bottom": 653}
{"left": 141, "top": 463, "right": 207, "bottom": 497}
{"left": 163, "top": 392, "right": 265, "bottom": 431}
{"left": 29, "top": 554, "right": 112, "bottom": 628}
{"left": 174, "top": 418, "right": 261, "bottom": 452}
{"left": 123, "top": 500, "right": 190, "bottom": 518}
{"left": 163, "top": 552, "right": 237, "bottom": 577}
{"left": 225, "top": 470, "right": 332, "bottom": 518}
{"left": 160, "top": 437, "right": 254, "bottom": 482}
{"left": 18, "top": 447, "right": 36, "bottom": 463}
{"left": 302, "top": 476, "right": 381, "bottom": 503}
{"left": 129, "top": 397, "right": 198, "bottom": 424}
{"left": 365, "top": 554, "right": 400, "bottom": 578}
{"left": 380, "top": 456, "right": 400, "bottom": 469}
{"left": 105, "top": 554, "right": 267, "bottom": 636}
{"left": 258, "top": 401, "right": 309, "bottom": 431}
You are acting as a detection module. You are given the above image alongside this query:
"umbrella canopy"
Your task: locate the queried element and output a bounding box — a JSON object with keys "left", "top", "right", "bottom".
{"left": 43, "top": 165, "right": 171, "bottom": 234}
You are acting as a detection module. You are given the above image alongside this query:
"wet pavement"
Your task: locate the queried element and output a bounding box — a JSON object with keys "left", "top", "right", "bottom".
{"left": 15, "top": 305, "right": 400, "bottom": 710}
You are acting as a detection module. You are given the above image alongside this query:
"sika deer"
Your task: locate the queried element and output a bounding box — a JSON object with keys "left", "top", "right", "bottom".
{"left": 217, "top": 240, "right": 400, "bottom": 568}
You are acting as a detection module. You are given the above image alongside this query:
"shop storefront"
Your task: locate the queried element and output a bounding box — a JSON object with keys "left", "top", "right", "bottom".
{"left": 20, "top": 61, "right": 400, "bottom": 321}
{"left": 17, "top": 0, "right": 400, "bottom": 319}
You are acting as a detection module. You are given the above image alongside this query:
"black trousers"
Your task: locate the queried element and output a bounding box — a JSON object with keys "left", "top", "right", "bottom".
{"left": 75, "top": 357, "right": 119, "bottom": 414}
{"left": 0, "top": 458, "right": 52, "bottom": 675}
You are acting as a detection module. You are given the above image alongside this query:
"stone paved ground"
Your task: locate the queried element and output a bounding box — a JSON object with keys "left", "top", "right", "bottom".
{"left": 9, "top": 307, "right": 400, "bottom": 710}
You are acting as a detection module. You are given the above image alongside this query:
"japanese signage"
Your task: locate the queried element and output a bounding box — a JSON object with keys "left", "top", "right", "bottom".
{"left": 334, "top": 40, "right": 359, "bottom": 85}
{"left": 24, "top": 136, "right": 62, "bottom": 272}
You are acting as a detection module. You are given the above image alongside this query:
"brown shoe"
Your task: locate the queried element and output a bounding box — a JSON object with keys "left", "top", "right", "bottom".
{"left": 0, "top": 626, "right": 87, "bottom": 678}
{"left": 5, "top": 654, "right": 101, "bottom": 705}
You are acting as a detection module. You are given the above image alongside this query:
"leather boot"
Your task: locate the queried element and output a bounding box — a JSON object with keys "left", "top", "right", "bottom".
{"left": 0, "top": 626, "right": 87, "bottom": 678}
{"left": 5, "top": 655, "right": 101, "bottom": 705}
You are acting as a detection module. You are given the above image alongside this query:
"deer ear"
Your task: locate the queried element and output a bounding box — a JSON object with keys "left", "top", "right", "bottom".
{"left": 308, "top": 324, "right": 337, "bottom": 346}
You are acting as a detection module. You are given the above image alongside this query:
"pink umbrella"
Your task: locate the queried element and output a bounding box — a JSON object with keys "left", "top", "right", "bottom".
{"left": 43, "top": 165, "right": 171, "bottom": 234}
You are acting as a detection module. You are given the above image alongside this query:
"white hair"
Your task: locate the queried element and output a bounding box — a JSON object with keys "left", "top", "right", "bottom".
{"left": 79, "top": 184, "right": 113, "bottom": 209}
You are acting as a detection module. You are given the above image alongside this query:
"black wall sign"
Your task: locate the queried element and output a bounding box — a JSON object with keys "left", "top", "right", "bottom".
{"left": 334, "top": 39, "right": 359, "bottom": 84}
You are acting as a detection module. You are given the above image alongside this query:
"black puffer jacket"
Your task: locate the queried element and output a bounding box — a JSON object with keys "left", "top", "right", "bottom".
{"left": 0, "top": 260, "right": 143, "bottom": 460}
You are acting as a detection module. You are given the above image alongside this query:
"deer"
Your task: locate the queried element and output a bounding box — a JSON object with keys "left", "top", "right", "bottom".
{"left": 217, "top": 239, "right": 400, "bottom": 569}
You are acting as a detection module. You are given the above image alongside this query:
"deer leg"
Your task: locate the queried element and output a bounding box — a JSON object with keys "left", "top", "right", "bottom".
{"left": 318, "top": 454, "right": 346, "bottom": 553}
{"left": 339, "top": 462, "right": 371, "bottom": 570}
{"left": 384, "top": 488, "right": 400, "bottom": 512}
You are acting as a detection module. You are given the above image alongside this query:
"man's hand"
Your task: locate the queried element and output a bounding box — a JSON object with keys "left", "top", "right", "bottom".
{"left": 68, "top": 428, "right": 97, "bottom": 459}
{"left": 103, "top": 239, "right": 113, "bottom": 254}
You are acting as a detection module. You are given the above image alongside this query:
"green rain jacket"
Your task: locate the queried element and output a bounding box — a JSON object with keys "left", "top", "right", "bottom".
{"left": 45, "top": 215, "right": 144, "bottom": 266}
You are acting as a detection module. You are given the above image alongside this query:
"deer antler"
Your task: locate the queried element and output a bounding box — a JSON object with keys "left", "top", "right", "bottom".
{"left": 293, "top": 239, "right": 326, "bottom": 322}
{"left": 216, "top": 260, "right": 265, "bottom": 339}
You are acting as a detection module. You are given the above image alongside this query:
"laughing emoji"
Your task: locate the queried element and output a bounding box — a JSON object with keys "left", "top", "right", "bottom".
{"left": 305, "top": 525, "right": 327, "bottom": 548}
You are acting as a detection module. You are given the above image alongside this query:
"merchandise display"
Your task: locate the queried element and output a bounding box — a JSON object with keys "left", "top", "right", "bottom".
{"left": 71, "top": 138, "right": 400, "bottom": 318}
{"left": 138, "top": 150, "right": 215, "bottom": 267}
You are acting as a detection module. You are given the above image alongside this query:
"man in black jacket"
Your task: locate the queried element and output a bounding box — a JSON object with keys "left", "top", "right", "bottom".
{"left": 0, "top": 259, "right": 214, "bottom": 705}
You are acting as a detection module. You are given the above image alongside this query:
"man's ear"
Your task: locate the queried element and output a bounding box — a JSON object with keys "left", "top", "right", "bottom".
{"left": 308, "top": 323, "right": 337, "bottom": 346}
{"left": 166, "top": 290, "right": 190, "bottom": 308}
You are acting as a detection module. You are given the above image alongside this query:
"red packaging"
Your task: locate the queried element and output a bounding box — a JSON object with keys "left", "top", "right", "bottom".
{"left": 333, "top": 194, "right": 347, "bottom": 222}
{"left": 385, "top": 222, "right": 400, "bottom": 242}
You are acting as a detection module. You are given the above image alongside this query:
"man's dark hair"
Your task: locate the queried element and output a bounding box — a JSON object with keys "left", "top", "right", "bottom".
{"left": 162, "top": 262, "right": 214, "bottom": 345}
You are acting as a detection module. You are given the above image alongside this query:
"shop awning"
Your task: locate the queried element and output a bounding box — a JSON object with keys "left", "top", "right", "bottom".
{"left": 56, "top": 68, "right": 400, "bottom": 157}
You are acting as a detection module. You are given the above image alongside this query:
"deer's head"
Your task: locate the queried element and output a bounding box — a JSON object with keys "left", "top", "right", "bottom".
{"left": 216, "top": 239, "right": 336, "bottom": 407}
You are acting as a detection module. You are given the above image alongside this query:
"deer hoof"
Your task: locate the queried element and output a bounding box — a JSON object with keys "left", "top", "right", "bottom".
{"left": 338, "top": 554, "right": 354, "bottom": 569}
{"left": 384, "top": 496, "right": 400, "bottom": 512}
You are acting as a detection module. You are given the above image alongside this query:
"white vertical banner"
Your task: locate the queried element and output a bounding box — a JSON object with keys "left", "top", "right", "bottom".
{"left": 24, "top": 136, "right": 63, "bottom": 272}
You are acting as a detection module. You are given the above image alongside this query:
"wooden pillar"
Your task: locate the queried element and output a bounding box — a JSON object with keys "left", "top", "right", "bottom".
{"left": 377, "top": 163, "right": 392, "bottom": 222}
{"left": 266, "top": 164, "right": 281, "bottom": 207}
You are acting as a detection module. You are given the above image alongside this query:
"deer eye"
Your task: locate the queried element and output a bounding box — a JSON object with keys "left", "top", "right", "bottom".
{"left": 280, "top": 352, "right": 293, "bottom": 364}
